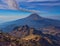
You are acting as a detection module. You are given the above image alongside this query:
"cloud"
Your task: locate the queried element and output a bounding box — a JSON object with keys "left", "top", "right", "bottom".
{"left": 0, "top": 4, "right": 7, "bottom": 9}
{"left": 15, "top": 0, "right": 59, "bottom": 2}
{"left": 42, "top": 2, "right": 60, "bottom": 6}
{"left": 45, "top": 15, "right": 60, "bottom": 20}
{"left": 0, "top": 15, "right": 27, "bottom": 23}
{"left": 0, "top": 0, "right": 19, "bottom": 10}
{"left": 0, "top": 0, "right": 39, "bottom": 13}
{"left": 31, "top": 2, "right": 60, "bottom": 6}
{"left": 26, "top": 0, "right": 58, "bottom": 2}
{"left": 0, "top": 0, "right": 60, "bottom": 13}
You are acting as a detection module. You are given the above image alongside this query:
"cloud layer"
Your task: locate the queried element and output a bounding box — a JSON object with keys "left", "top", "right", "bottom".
{"left": 0, "top": 0, "right": 19, "bottom": 10}
{"left": 0, "top": 15, "right": 28, "bottom": 23}
{"left": 15, "top": 0, "right": 59, "bottom": 2}
{"left": 0, "top": 0, "right": 60, "bottom": 10}
{"left": 27, "top": 0, "right": 58, "bottom": 2}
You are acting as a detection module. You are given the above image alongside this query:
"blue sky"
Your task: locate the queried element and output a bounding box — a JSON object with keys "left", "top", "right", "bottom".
{"left": 0, "top": 9, "right": 31, "bottom": 23}
{"left": 0, "top": 0, "right": 60, "bottom": 23}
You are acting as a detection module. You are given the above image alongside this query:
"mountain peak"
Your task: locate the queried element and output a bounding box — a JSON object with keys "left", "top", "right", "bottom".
{"left": 27, "top": 13, "right": 43, "bottom": 20}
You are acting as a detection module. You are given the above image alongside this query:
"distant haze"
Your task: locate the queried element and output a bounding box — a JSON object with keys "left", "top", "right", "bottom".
{"left": 0, "top": 0, "right": 60, "bottom": 23}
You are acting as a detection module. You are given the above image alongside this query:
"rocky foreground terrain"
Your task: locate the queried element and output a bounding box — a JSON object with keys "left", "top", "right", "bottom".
{"left": 0, "top": 25, "right": 60, "bottom": 46}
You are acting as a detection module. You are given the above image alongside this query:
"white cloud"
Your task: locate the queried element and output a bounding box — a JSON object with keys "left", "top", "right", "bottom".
{"left": 0, "top": 0, "right": 19, "bottom": 10}
{"left": 15, "top": 0, "right": 59, "bottom": 2}
{"left": 0, "top": 0, "right": 60, "bottom": 13}
{"left": 0, "top": 0, "right": 41, "bottom": 14}
{"left": 40, "top": 3, "right": 60, "bottom": 6}
{"left": 0, "top": 15, "right": 27, "bottom": 23}
{"left": 0, "top": 4, "right": 7, "bottom": 9}
{"left": 5, "top": 0, "right": 19, "bottom": 10}
{"left": 30, "top": 2, "right": 60, "bottom": 6}
{"left": 27, "top": 0, "right": 58, "bottom": 2}
{"left": 44, "top": 15, "right": 60, "bottom": 20}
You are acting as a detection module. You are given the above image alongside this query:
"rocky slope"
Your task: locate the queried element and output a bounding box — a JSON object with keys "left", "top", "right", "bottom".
{"left": 0, "top": 25, "right": 60, "bottom": 46}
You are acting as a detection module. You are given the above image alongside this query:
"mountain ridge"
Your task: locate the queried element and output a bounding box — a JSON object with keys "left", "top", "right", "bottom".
{"left": 0, "top": 13, "right": 60, "bottom": 32}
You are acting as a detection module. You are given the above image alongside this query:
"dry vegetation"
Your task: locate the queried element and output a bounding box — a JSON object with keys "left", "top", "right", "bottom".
{"left": 0, "top": 25, "right": 60, "bottom": 46}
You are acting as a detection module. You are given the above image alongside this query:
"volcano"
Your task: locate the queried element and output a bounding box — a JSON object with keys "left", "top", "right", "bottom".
{"left": 0, "top": 13, "right": 60, "bottom": 32}
{"left": 26, "top": 13, "right": 43, "bottom": 20}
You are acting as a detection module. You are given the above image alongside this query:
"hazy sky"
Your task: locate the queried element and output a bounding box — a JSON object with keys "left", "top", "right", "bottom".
{"left": 0, "top": 9, "right": 31, "bottom": 23}
{"left": 0, "top": 0, "right": 60, "bottom": 23}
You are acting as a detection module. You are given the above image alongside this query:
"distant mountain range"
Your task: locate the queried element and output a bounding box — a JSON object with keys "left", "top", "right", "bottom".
{"left": 0, "top": 13, "right": 60, "bottom": 32}
{"left": 0, "top": 13, "right": 60, "bottom": 46}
